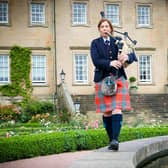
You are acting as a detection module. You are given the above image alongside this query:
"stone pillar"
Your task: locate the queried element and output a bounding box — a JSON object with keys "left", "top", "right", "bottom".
{"left": 57, "top": 83, "right": 75, "bottom": 113}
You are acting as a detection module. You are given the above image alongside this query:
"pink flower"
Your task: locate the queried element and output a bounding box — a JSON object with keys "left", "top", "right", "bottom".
{"left": 94, "top": 120, "right": 99, "bottom": 129}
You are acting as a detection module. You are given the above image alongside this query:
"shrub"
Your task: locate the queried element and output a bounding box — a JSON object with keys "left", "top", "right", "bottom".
{"left": 0, "top": 105, "right": 21, "bottom": 123}
{"left": 1, "top": 126, "right": 168, "bottom": 163}
{"left": 30, "top": 113, "right": 50, "bottom": 123}
{"left": 57, "top": 108, "right": 71, "bottom": 123}
{"left": 0, "top": 129, "right": 107, "bottom": 163}
{"left": 24, "top": 100, "right": 54, "bottom": 116}
{"left": 20, "top": 100, "right": 54, "bottom": 122}
{"left": 129, "top": 86, "right": 138, "bottom": 90}
{"left": 20, "top": 112, "right": 32, "bottom": 123}
{"left": 69, "top": 113, "right": 88, "bottom": 129}
{"left": 0, "top": 132, "right": 65, "bottom": 162}
{"left": 40, "top": 101, "right": 54, "bottom": 114}
{"left": 129, "top": 76, "right": 136, "bottom": 83}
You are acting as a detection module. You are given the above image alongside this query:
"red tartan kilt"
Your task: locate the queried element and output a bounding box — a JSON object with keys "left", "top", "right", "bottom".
{"left": 95, "top": 76, "right": 131, "bottom": 113}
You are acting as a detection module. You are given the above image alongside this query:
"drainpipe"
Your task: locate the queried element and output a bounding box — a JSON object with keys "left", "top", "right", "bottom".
{"left": 53, "top": 0, "right": 57, "bottom": 113}
{"left": 167, "top": 48, "right": 168, "bottom": 83}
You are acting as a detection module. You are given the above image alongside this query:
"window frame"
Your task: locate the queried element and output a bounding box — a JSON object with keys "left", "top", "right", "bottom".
{"left": 73, "top": 52, "right": 89, "bottom": 85}
{"left": 136, "top": 3, "right": 153, "bottom": 28}
{"left": 31, "top": 55, "right": 47, "bottom": 84}
{"left": 104, "top": 1, "right": 122, "bottom": 28}
{"left": 0, "top": 54, "right": 10, "bottom": 84}
{"left": 28, "top": 0, "right": 48, "bottom": 27}
{"left": 71, "top": 0, "right": 89, "bottom": 26}
{"left": 0, "top": 0, "right": 11, "bottom": 26}
{"left": 138, "top": 54, "right": 152, "bottom": 84}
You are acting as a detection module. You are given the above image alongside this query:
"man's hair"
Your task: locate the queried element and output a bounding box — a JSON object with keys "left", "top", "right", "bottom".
{"left": 97, "top": 18, "right": 114, "bottom": 34}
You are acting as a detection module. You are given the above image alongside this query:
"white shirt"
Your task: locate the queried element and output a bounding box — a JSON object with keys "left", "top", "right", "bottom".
{"left": 102, "top": 36, "right": 110, "bottom": 45}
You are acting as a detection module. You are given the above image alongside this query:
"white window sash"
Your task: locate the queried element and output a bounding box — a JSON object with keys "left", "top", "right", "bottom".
{"left": 105, "top": 4, "right": 119, "bottom": 26}
{"left": 30, "top": 3, "right": 45, "bottom": 25}
{"left": 73, "top": 2, "right": 87, "bottom": 25}
{"left": 138, "top": 5, "right": 151, "bottom": 26}
{"left": 74, "top": 54, "right": 88, "bottom": 84}
{"left": 0, "top": 55, "right": 9, "bottom": 83}
{"left": 0, "top": 2, "right": 8, "bottom": 24}
{"left": 139, "top": 55, "right": 152, "bottom": 83}
{"left": 32, "top": 55, "right": 46, "bottom": 83}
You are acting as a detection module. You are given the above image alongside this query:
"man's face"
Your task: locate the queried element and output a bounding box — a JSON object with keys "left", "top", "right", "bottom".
{"left": 98, "top": 21, "right": 111, "bottom": 38}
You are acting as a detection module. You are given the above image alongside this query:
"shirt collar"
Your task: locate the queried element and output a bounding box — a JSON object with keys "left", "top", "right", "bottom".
{"left": 102, "top": 36, "right": 110, "bottom": 43}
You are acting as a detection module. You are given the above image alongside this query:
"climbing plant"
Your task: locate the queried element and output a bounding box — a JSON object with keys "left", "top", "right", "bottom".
{"left": 0, "top": 46, "right": 32, "bottom": 101}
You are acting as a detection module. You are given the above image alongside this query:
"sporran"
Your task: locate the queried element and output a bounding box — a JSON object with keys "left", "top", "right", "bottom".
{"left": 101, "top": 75, "right": 117, "bottom": 96}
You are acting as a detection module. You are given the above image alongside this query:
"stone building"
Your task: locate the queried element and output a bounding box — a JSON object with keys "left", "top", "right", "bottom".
{"left": 0, "top": 0, "right": 168, "bottom": 101}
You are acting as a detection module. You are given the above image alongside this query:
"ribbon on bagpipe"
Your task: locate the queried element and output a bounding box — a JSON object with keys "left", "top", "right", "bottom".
{"left": 100, "top": 11, "right": 138, "bottom": 62}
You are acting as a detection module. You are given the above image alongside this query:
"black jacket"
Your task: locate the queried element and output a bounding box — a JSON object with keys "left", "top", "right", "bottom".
{"left": 90, "top": 36, "right": 136, "bottom": 82}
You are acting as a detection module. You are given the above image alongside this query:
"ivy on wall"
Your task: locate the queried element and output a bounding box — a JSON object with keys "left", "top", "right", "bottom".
{"left": 0, "top": 46, "right": 32, "bottom": 101}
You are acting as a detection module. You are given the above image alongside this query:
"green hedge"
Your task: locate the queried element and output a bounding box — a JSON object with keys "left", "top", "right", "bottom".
{"left": 1, "top": 127, "right": 168, "bottom": 163}
{"left": 0, "top": 129, "right": 108, "bottom": 163}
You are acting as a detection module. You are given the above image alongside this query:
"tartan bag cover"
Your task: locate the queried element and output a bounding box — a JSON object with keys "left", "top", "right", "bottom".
{"left": 95, "top": 76, "right": 131, "bottom": 113}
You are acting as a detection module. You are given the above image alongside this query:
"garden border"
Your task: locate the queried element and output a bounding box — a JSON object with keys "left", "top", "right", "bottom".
{"left": 70, "top": 136, "right": 168, "bottom": 168}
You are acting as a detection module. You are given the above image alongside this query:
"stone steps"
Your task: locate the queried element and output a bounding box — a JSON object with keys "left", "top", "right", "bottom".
{"left": 72, "top": 94, "right": 168, "bottom": 125}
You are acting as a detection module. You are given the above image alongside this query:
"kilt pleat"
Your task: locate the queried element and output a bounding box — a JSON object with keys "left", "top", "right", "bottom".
{"left": 95, "top": 76, "right": 131, "bottom": 113}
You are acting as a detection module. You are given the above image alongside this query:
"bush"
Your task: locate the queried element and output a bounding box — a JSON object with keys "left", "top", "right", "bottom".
{"left": 69, "top": 113, "right": 88, "bottom": 129}
{"left": 30, "top": 113, "right": 50, "bottom": 123}
{"left": 0, "top": 132, "right": 65, "bottom": 162}
{"left": 0, "top": 129, "right": 107, "bottom": 163}
{"left": 57, "top": 108, "right": 71, "bottom": 123}
{"left": 129, "top": 86, "right": 138, "bottom": 89}
{"left": 1, "top": 126, "right": 168, "bottom": 163}
{"left": 0, "top": 105, "right": 21, "bottom": 123}
{"left": 21, "top": 100, "right": 54, "bottom": 122}
{"left": 24, "top": 100, "right": 53, "bottom": 116}
{"left": 20, "top": 112, "right": 32, "bottom": 123}
{"left": 129, "top": 76, "right": 136, "bottom": 83}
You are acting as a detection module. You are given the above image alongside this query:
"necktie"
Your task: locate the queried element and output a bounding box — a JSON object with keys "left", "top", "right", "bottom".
{"left": 105, "top": 40, "right": 110, "bottom": 54}
{"left": 105, "top": 40, "right": 110, "bottom": 46}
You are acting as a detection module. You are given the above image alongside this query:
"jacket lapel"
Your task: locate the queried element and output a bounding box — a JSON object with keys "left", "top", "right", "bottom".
{"left": 97, "top": 36, "right": 118, "bottom": 59}
{"left": 98, "top": 37, "right": 108, "bottom": 58}
{"left": 110, "top": 37, "right": 118, "bottom": 59}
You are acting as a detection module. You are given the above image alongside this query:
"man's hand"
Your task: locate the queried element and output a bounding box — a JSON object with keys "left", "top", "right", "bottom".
{"left": 118, "top": 53, "right": 129, "bottom": 64}
{"left": 110, "top": 60, "right": 122, "bottom": 69}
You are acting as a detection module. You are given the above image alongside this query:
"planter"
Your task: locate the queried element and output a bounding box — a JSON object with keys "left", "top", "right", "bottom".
{"left": 129, "top": 77, "right": 137, "bottom": 94}
{"left": 129, "top": 86, "right": 138, "bottom": 94}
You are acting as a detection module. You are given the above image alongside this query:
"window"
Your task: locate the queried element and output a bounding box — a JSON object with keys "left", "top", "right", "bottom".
{"left": 139, "top": 55, "right": 152, "bottom": 83}
{"left": 105, "top": 4, "right": 119, "bottom": 26}
{"left": 72, "top": 2, "right": 87, "bottom": 25}
{"left": 74, "top": 54, "right": 88, "bottom": 84}
{"left": 0, "top": 2, "right": 8, "bottom": 24}
{"left": 137, "top": 5, "right": 151, "bottom": 27}
{"left": 32, "top": 55, "right": 46, "bottom": 83}
{"left": 30, "top": 3, "right": 45, "bottom": 25}
{"left": 0, "top": 55, "right": 9, "bottom": 83}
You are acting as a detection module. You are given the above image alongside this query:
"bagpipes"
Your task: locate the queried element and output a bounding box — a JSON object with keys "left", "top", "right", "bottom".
{"left": 100, "top": 11, "right": 138, "bottom": 96}
{"left": 100, "top": 11, "right": 138, "bottom": 66}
